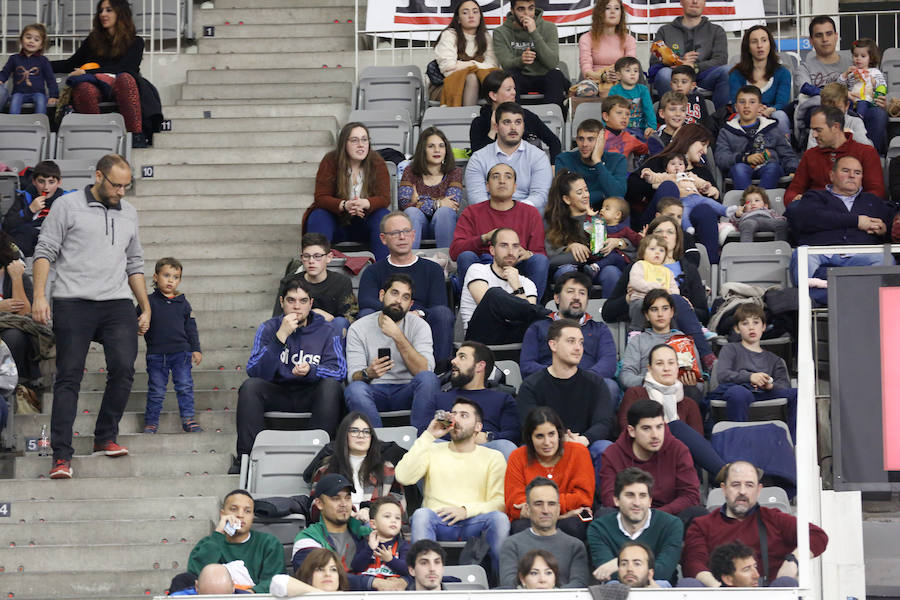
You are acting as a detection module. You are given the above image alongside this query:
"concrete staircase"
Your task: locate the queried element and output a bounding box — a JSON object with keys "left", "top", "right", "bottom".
{"left": 2, "top": 0, "right": 355, "bottom": 597}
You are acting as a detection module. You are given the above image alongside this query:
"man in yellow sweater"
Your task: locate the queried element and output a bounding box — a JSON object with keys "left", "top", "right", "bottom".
{"left": 396, "top": 397, "right": 509, "bottom": 575}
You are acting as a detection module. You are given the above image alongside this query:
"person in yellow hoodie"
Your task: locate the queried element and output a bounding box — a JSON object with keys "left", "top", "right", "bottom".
{"left": 396, "top": 397, "right": 508, "bottom": 576}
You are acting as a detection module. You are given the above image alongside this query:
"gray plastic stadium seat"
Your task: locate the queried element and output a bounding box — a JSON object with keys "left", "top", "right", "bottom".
{"left": 0, "top": 170, "right": 19, "bottom": 223}
{"left": 706, "top": 485, "right": 791, "bottom": 514}
{"left": 3, "top": 0, "right": 43, "bottom": 35}
{"left": 53, "top": 158, "right": 96, "bottom": 191}
{"left": 695, "top": 242, "right": 713, "bottom": 301}
{"left": 495, "top": 360, "right": 521, "bottom": 393}
{"left": 571, "top": 102, "right": 605, "bottom": 151}
{"left": 420, "top": 105, "right": 480, "bottom": 167}
{"left": 442, "top": 565, "right": 489, "bottom": 590}
{"left": 347, "top": 108, "right": 413, "bottom": 156}
{"left": 0, "top": 113, "right": 50, "bottom": 165}
{"left": 778, "top": 52, "right": 800, "bottom": 101}
{"left": 355, "top": 65, "right": 424, "bottom": 125}
{"left": 720, "top": 188, "right": 787, "bottom": 243}
{"left": 55, "top": 112, "right": 127, "bottom": 161}
{"left": 134, "top": 0, "right": 185, "bottom": 40}
{"left": 718, "top": 241, "right": 791, "bottom": 289}
{"left": 54, "top": 0, "right": 94, "bottom": 36}
{"left": 883, "top": 47, "right": 900, "bottom": 122}
{"left": 374, "top": 426, "right": 417, "bottom": 450}
{"left": 241, "top": 429, "right": 329, "bottom": 497}
{"left": 529, "top": 103, "right": 565, "bottom": 153}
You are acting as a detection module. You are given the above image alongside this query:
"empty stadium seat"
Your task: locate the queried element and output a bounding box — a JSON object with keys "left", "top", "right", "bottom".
{"left": 495, "top": 360, "right": 521, "bottom": 393}
{"left": 529, "top": 103, "right": 565, "bottom": 151}
{"left": 443, "top": 565, "right": 489, "bottom": 590}
{"left": 0, "top": 169, "right": 20, "bottom": 222}
{"left": 347, "top": 108, "right": 413, "bottom": 156}
{"left": 718, "top": 240, "right": 791, "bottom": 289}
{"left": 3, "top": 0, "right": 44, "bottom": 36}
{"left": 241, "top": 429, "right": 330, "bottom": 497}
{"left": 0, "top": 113, "right": 50, "bottom": 165}
{"left": 355, "top": 65, "right": 424, "bottom": 124}
{"left": 133, "top": 0, "right": 186, "bottom": 40}
{"left": 54, "top": 158, "right": 96, "bottom": 190}
{"left": 374, "top": 425, "right": 417, "bottom": 450}
{"left": 55, "top": 112, "right": 127, "bottom": 162}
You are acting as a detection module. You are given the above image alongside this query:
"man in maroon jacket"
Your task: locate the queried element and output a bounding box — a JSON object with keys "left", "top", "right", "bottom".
{"left": 680, "top": 461, "right": 829, "bottom": 587}
{"left": 599, "top": 400, "right": 703, "bottom": 522}
{"left": 786, "top": 106, "right": 885, "bottom": 205}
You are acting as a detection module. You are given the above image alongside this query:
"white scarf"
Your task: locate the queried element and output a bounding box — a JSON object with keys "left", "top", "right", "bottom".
{"left": 643, "top": 371, "right": 684, "bottom": 423}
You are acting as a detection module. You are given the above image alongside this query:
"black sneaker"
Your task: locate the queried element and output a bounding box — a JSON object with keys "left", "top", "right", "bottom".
{"left": 132, "top": 132, "right": 149, "bottom": 148}
{"left": 227, "top": 455, "right": 241, "bottom": 475}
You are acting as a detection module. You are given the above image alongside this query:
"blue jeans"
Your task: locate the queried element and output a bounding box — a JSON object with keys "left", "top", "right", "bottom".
{"left": 682, "top": 194, "right": 728, "bottom": 231}
{"left": 554, "top": 252, "right": 626, "bottom": 299}
{"left": 671, "top": 294, "right": 713, "bottom": 358}
{"left": 859, "top": 103, "right": 888, "bottom": 154}
{"left": 306, "top": 207, "right": 390, "bottom": 260}
{"left": 456, "top": 251, "right": 550, "bottom": 300}
{"left": 9, "top": 92, "right": 47, "bottom": 114}
{"left": 790, "top": 248, "right": 893, "bottom": 305}
{"left": 344, "top": 371, "right": 442, "bottom": 427}
{"left": 729, "top": 161, "right": 784, "bottom": 190}
{"left": 668, "top": 419, "right": 726, "bottom": 477}
{"left": 589, "top": 439, "right": 615, "bottom": 486}
{"left": 645, "top": 181, "right": 721, "bottom": 263}
{"left": 405, "top": 206, "right": 458, "bottom": 249}
{"left": 145, "top": 351, "right": 195, "bottom": 423}
{"left": 654, "top": 64, "right": 730, "bottom": 109}
{"left": 710, "top": 383, "right": 798, "bottom": 441}
{"left": 410, "top": 508, "right": 510, "bottom": 573}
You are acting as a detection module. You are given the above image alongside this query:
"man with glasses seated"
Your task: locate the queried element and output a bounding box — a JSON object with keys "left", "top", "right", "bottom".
{"left": 230, "top": 276, "right": 347, "bottom": 473}
{"left": 358, "top": 211, "right": 454, "bottom": 370}
{"left": 32, "top": 154, "right": 149, "bottom": 480}
{"left": 273, "top": 233, "right": 356, "bottom": 338}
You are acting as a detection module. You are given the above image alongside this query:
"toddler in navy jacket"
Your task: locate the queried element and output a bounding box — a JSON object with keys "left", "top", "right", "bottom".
{"left": 0, "top": 24, "right": 58, "bottom": 114}
{"left": 142, "top": 257, "right": 203, "bottom": 433}
{"left": 349, "top": 497, "right": 410, "bottom": 586}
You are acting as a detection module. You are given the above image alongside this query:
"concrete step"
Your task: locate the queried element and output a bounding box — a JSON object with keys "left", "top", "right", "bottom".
{"left": 175, "top": 97, "right": 347, "bottom": 106}
{"left": 186, "top": 68, "right": 353, "bottom": 86}
{"left": 137, "top": 242, "right": 295, "bottom": 262}
{"left": 53, "top": 390, "right": 239, "bottom": 416}
{"left": 2, "top": 568, "right": 179, "bottom": 598}
{"left": 14, "top": 410, "right": 236, "bottom": 438}
{"left": 81, "top": 369, "right": 248, "bottom": 391}
{"left": 197, "top": 7, "right": 355, "bottom": 25}
{"left": 4, "top": 496, "right": 218, "bottom": 522}
{"left": 139, "top": 224, "right": 297, "bottom": 245}
{"left": 161, "top": 101, "right": 350, "bottom": 120}
{"left": 15, "top": 452, "right": 231, "bottom": 478}
{"left": 133, "top": 146, "right": 331, "bottom": 164}
{"left": 212, "top": 0, "right": 356, "bottom": 8}
{"left": 133, "top": 162, "right": 318, "bottom": 181}
{"left": 162, "top": 115, "right": 338, "bottom": 133}
{"left": 138, "top": 207, "right": 300, "bottom": 225}
{"left": 64, "top": 432, "right": 235, "bottom": 456}
{"left": 0, "top": 543, "right": 193, "bottom": 574}
{"left": 180, "top": 81, "right": 349, "bottom": 101}
{"left": 152, "top": 130, "right": 334, "bottom": 149}
{"left": 198, "top": 23, "right": 354, "bottom": 39}
{"left": 197, "top": 36, "right": 353, "bottom": 55}
{"left": 0, "top": 519, "right": 212, "bottom": 546}
{"left": 138, "top": 257, "right": 287, "bottom": 278}
{"left": 132, "top": 274, "right": 279, "bottom": 294}
{"left": 84, "top": 348, "right": 251, "bottom": 371}
{"left": 134, "top": 179, "right": 313, "bottom": 197}
{"left": 0, "top": 474, "right": 237, "bottom": 501}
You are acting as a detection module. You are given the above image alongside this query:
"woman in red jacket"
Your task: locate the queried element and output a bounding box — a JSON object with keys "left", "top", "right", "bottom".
{"left": 505, "top": 406, "right": 595, "bottom": 539}
{"left": 303, "top": 122, "right": 392, "bottom": 259}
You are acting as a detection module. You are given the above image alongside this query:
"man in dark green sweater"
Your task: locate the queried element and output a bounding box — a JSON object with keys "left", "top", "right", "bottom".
{"left": 187, "top": 489, "right": 284, "bottom": 593}
{"left": 587, "top": 467, "right": 684, "bottom": 584}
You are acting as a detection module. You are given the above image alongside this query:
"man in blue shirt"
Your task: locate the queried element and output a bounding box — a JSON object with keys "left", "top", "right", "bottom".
{"left": 464, "top": 102, "right": 552, "bottom": 213}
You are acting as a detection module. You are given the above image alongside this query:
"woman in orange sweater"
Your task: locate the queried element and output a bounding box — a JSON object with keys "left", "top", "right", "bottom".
{"left": 303, "top": 122, "right": 392, "bottom": 259}
{"left": 505, "top": 406, "right": 595, "bottom": 540}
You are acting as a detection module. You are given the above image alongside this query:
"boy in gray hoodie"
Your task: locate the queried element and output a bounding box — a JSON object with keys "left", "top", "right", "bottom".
{"left": 492, "top": 0, "right": 568, "bottom": 114}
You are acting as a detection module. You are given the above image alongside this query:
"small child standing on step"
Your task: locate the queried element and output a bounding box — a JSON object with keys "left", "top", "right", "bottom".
{"left": 142, "top": 257, "right": 203, "bottom": 434}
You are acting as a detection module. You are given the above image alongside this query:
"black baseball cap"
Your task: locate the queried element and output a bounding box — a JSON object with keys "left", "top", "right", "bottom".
{"left": 312, "top": 473, "right": 355, "bottom": 498}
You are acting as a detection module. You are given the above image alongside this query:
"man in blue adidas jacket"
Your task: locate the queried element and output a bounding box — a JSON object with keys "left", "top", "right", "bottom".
{"left": 232, "top": 276, "right": 346, "bottom": 472}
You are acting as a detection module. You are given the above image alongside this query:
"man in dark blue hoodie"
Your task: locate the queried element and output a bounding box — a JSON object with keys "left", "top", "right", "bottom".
{"left": 786, "top": 155, "right": 894, "bottom": 305}
{"left": 232, "top": 276, "right": 346, "bottom": 472}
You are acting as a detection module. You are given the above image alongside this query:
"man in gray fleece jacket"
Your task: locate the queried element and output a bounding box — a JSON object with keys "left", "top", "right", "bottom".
{"left": 32, "top": 154, "right": 151, "bottom": 480}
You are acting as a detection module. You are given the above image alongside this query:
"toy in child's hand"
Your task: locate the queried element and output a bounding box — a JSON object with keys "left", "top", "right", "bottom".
{"left": 651, "top": 40, "right": 683, "bottom": 67}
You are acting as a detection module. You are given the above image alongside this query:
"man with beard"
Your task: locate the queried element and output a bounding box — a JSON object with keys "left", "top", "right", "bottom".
{"left": 681, "top": 461, "right": 829, "bottom": 588}
{"left": 32, "top": 154, "right": 150, "bottom": 479}
{"left": 230, "top": 276, "right": 346, "bottom": 473}
{"left": 499, "top": 477, "right": 591, "bottom": 588}
{"left": 412, "top": 341, "right": 520, "bottom": 459}
{"left": 517, "top": 318, "right": 616, "bottom": 468}
{"left": 345, "top": 273, "right": 441, "bottom": 427}
{"left": 520, "top": 271, "right": 619, "bottom": 401}
{"left": 292, "top": 474, "right": 407, "bottom": 591}
{"left": 616, "top": 542, "right": 661, "bottom": 588}
{"left": 588, "top": 467, "right": 682, "bottom": 585}
{"left": 396, "top": 398, "right": 509, "bottom": 576}
{"left": 458, "top": 226, "right": 550, "bottom": 345}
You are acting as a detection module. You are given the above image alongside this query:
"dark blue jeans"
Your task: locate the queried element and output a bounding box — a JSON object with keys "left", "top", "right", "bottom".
{"left": 669, "top": 419, "right": 726, "bottom": 477}
{"left": 729, "top": 161, "right": 784, "bottom": 190}
{"left": 10, "top": 92, "right": 47, "bottom": 114}
{"left": 145, "top": 351, "right": 195, "bottom": 423}
{"left": 50, "top": 299, "right": 137, "bottom": 461}
{"left": 709, "top": 383, "right": 798, "bottom": 441}
{"left": 306, "top": 208, "right": 390, "bottom": 259}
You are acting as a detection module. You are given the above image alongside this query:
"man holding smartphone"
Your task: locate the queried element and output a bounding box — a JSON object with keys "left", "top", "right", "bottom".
{"left": 345, "top": 273, "right": 441, "bottom": 427}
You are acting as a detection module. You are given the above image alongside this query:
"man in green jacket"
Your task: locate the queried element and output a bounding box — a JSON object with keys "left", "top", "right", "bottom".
{"left": 492, "top": 0, "right": 568, "bottom": 115}
{"left": 187, "top": 489, "right": 284, "bottom": 593}
{"left": 587, "top": 467, "right": 684, "bottom": 584}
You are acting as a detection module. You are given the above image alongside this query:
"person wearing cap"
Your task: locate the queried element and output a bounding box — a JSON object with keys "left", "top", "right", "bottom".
{"left": 291, "top": 473, "right": 408, "bottom": 592}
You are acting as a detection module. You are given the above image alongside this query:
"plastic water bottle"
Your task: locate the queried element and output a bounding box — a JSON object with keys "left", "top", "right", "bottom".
{"left": 38, "top": 424, "right": 50, "bottom": 457}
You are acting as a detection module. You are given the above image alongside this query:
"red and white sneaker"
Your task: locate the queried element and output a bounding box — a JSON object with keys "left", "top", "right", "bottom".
{"left": 49, "top": 459, "right": 72, "bottom": 479}
{"left": 92, "top": 440, "right": 129, "bottom": 457}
